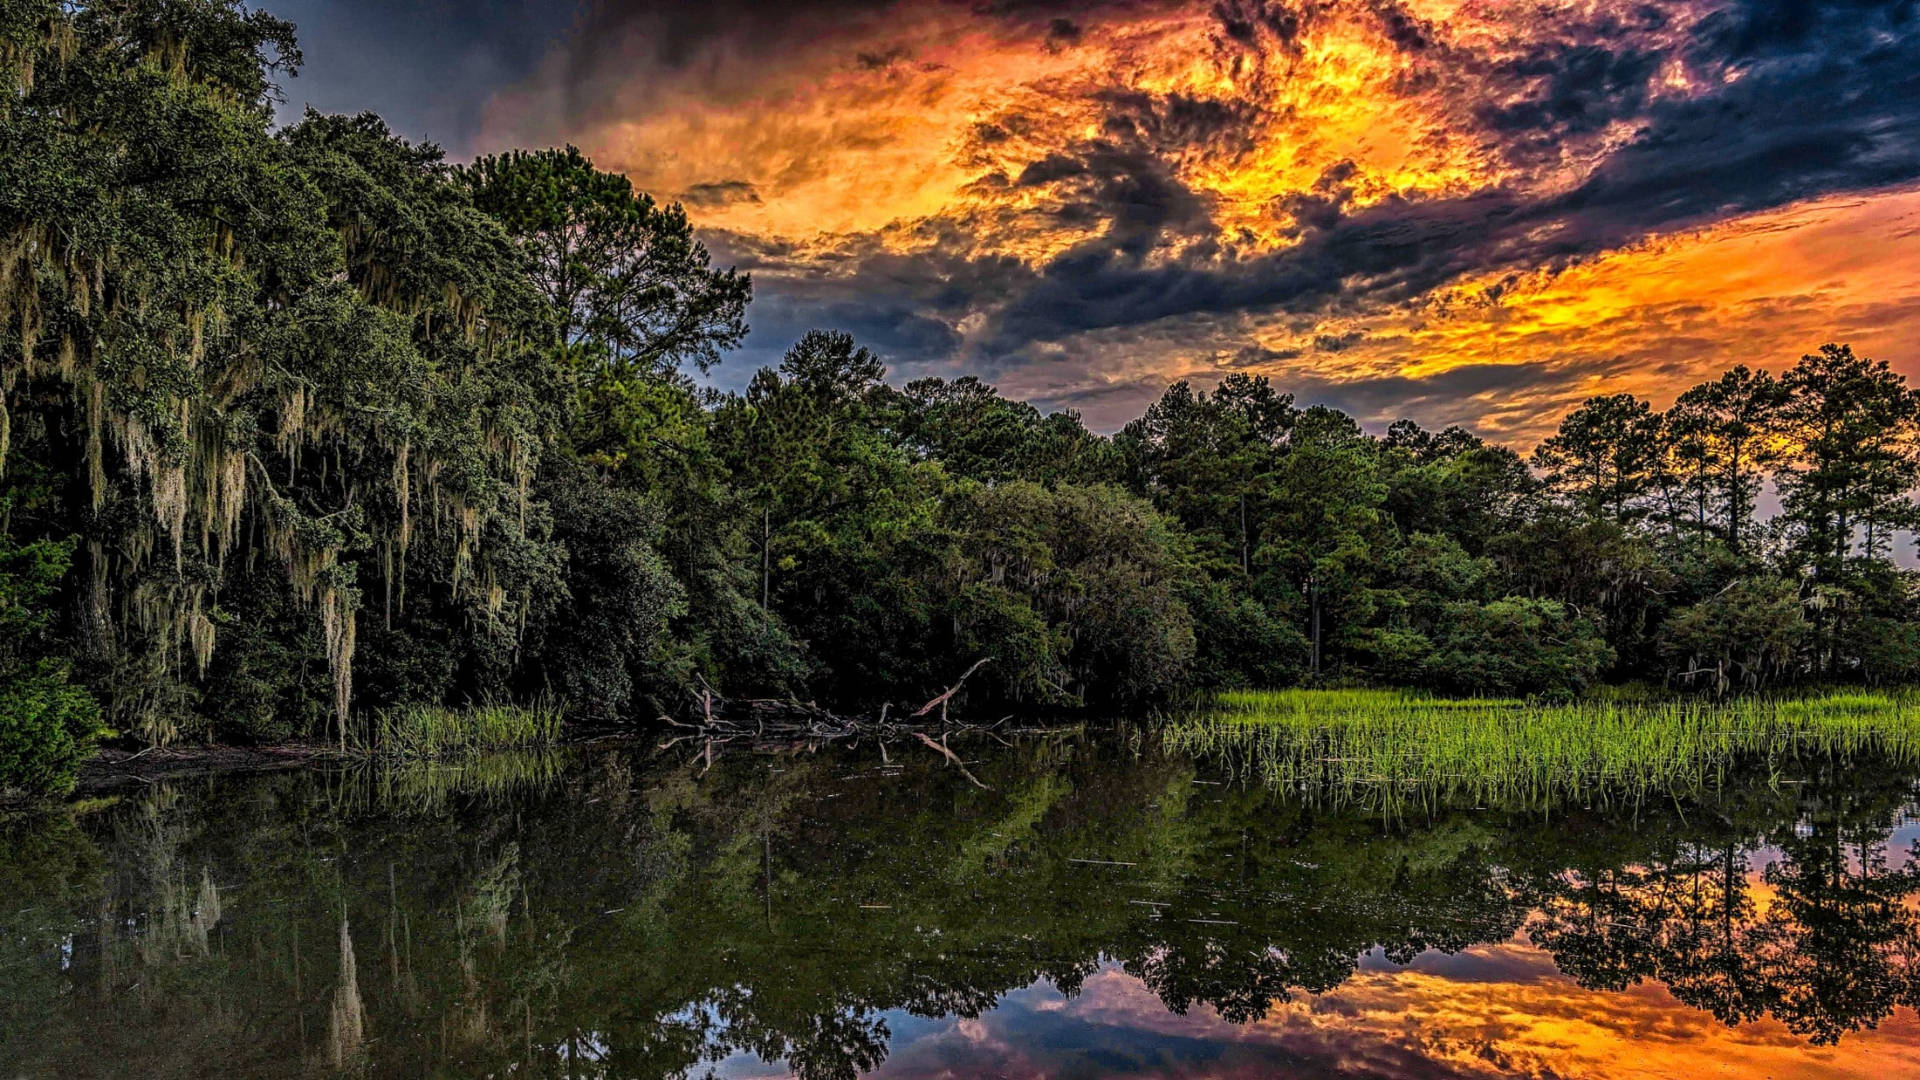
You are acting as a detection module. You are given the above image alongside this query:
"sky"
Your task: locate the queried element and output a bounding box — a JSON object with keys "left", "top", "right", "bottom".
{"left": 263, "top": 0, "right": 1920, "bottom": 444}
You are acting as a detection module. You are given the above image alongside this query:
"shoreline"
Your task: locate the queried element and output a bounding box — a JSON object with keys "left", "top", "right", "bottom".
{"left": 62, "top": 743, "right": 351, "bottom": 801}
{"left": 6, "top": 735, "right": 658, "bottom": 807}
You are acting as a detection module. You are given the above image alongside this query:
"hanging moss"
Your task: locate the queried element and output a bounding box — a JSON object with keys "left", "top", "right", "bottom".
{"left": 0, "top": 4, "right": 557, "bottom": 741}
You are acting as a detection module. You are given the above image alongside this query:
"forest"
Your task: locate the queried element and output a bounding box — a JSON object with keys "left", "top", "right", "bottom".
{"left": 6, "top": 0, "right": 1920, "bottom": 794}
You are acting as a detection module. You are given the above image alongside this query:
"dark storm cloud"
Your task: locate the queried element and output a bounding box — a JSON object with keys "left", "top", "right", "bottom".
{"left": 494, "top": 0, "right": 1124, "bottom": 145}
{"left": 955, "top": 0, "right": 1920, "bottom": 355}
{"left": 680, "top": 180, "right": 764, "bottom": 208}
{"left": 272, "top": 0, "right": 1920, "bottom": 412}
{"left": 982, "top": 185, "right": 1542, "bottom": 353}
{"left": 1017, "top": 138, "right": 1217, "bottom": 248}
{"left": 702, "top": 228, "right": 1037, "bottom": 380}
{"left": 264, "top": 0, "right": 586, "bottom": 151}
{"left": 1093, "top": 87, "right": 1264, "bottom": 158}
{"left": 1283, "top": 361, "right": 1599, "bottom": 424}
{"left": 701, "top": 0, "right": 1920, "bottom": 380}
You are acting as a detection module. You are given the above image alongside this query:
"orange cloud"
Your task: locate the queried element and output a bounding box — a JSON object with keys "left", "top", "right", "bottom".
{"left": 476, "top": 0, "right": 1920, "bottom": 439}
{"left": 1184, "top": 187, "right": 1920, "bottom": 446}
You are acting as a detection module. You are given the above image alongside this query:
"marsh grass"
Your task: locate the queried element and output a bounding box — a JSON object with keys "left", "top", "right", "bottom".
{"left": 1166, "top": 688, "right": 1920, "bottom": 811}
{"left": 350, "top": 699, "right": 562, "bottom": 759}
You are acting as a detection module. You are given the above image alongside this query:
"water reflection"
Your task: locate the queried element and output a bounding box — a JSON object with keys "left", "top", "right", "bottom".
{"left": 3, "top": 736, "right": 1920, "bottom": 1078}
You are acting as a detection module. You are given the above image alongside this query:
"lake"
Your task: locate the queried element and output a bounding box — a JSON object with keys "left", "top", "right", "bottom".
{"left": 4, "top": 728, "right": 1920, "bottom": 1078}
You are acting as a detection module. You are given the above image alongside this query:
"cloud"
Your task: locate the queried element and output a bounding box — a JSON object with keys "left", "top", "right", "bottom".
{"left": 289, "top": 0, "right": 1920, "bottom": 437}
{"left": 268, "top": 0, "right": 587, "bottom": 150}
{"left": 681, "top": 179, "right": 764, "bottom": 208}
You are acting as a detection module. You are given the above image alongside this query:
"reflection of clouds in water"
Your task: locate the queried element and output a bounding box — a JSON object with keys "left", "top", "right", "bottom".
{"left": 713, "top": 1052, "right": 797, "bottom": 1080}
{"left": 725, "top": 951, "right": 1920, "bottom": 1079}
{"left": 694, "top": 806, "right": 1920, "bottom": 1080}
{"left": 1355, "top": 939, "right": 1560, "bottom": 984}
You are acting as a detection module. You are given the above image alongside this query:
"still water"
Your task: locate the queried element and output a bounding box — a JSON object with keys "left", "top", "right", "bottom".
{"left": 4, "top": 731, "right": 1920, "bottom": 1078}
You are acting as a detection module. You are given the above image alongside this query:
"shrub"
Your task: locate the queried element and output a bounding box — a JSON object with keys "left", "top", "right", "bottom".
{"left": 0, "top": 537, "right": 104, "bottom": 795}
{"left": 0, "top": 661, "right": 102, "bottom": 795}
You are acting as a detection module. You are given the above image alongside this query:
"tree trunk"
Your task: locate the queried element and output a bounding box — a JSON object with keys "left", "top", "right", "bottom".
{"left": 1309, "top": 572, "right": 1321, "bottom": 677}
{"left": 1240, "top": 493, "right": 1250, "bottom": 576}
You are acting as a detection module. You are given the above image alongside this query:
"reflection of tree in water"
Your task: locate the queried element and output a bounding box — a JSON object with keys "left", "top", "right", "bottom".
{"left": 1120, "top": 813, "right": 1527, "bottom": 1023}
{"left": 1755, "top": 830, "right": 1920, "bottom": 1042}
{"left": 1525, "top": 764, "right": 1920, "bottom": 1044}
{"left": 3, "top": 740, "right": 1920, "bottom": 1078}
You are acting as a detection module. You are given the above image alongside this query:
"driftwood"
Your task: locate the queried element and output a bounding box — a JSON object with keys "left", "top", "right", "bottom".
{"left": 661, "top": 659, "right": 1000, "bottom": 784}
{"left": 910, "top": 657, "right": 991, "bottom": 722}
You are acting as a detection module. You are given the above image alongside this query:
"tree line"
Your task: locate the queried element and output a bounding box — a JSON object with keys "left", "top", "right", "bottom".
{"left": 4, "top": 1, "right": 1920, "bottom": 789}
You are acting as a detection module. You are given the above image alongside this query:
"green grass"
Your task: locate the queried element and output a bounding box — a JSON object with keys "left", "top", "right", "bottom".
{"left": 349, "top": 699, "right": 562, "bottom": 758}
{"left": 1165, "top": 688, "right": 1920, "bottom": 810}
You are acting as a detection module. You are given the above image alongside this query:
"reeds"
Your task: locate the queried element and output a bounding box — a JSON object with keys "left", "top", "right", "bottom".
{"left": 349, "top": 698, "right": 562, "bottom": 759}
{"left": 1166, "top": 688, "right": 1920, "bottom": 811}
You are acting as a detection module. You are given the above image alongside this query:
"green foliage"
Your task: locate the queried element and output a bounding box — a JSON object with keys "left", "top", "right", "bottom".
{"left": 1177, "top": 688, "right": 1920, "bottom": 811}
{"left": 522, "top": 458, "right": 684, "bottom": 715}
{"left": 0, "top": 661, "right": 100, "bottom": 794}
{"left": 5, "top": 0, "right": 1920, "bottom": 771}
{"left": 1659, "top": 576, "right": 1810, "bottom": 693}
{"left": 353, "top": 699, "right": 561, "bottom": 758}
{"left": 457, "top": 145, "right": 750, "bottom": 376}
{"left": 938, "top": 480, "right": 1198, "bottom": 705}
{"left": 1417, "top": 597, "right": 1612, "bottom": 696}
{"left": 0, "top": 534, "right": 101, "bottom": 794}
{"left": 1532, "top": 392, "right": 1664, "bottom": 523}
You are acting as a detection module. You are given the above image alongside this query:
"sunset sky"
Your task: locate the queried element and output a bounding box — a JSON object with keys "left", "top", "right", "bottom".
{"left": 265, "top": 0, "right": 1920, "bottom": 443}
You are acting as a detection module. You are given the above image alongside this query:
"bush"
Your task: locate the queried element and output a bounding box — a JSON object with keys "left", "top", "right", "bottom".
{"left": 1658, "top": 576, "right": 1811, "bottom": 693}
{"left": 0, "top": 661, "right": 102, "bottom": 795}
{"left": 1420, "top": 597, "right": 1613, "bottom": 697}
{"left": 0, "top": 537, "right": 104, "bottom": 795}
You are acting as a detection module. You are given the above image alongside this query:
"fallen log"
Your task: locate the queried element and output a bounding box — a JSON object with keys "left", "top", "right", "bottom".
{"left": 668, "top": 658, "right": 1006, "bottom": 776}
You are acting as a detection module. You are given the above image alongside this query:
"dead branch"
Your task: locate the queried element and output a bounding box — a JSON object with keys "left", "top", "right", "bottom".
{"left": 914, "top": 732, "right": 991, "bottom": 791}
{"left": 911, "top": 657, "right": 992, "bottom": 722}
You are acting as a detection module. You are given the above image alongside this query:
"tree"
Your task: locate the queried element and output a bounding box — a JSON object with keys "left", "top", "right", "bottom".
{"left": 1121, "top": 375, "right": 1295, "bottom": 578}
{"left": 1381, "top": 421, "right": 1534, "bottom": 555}
{"left": 2, "top": 4, "right": 577, "bottom": 743}
{"left": 1658, "top": 577, "right": 1809, "bottom": 693}
{"left": 1663, "top": 367, "right": 1786, "bottom": 555}
{"left": 880, "top": 375, "right": 1117, "bottom": 486}
{"left": 937, "top": 481, "right": 1197, "bottom": 704}
{"left": 1419, "top": 596, "right": 1612, "bottom": 696}
{"left": 1533, "top": 393, "right": 1664, "bottom": 525}
{"left": 458, "top": 146, "right": 750, "bottom": 377}
{"left": 1769, "top": 345, "right": 1920, "bottom": 675}
{"left": 1261, "top": 408, "right": 1385, "bottom": 677}
{"left": 1775, "top": 344, "right": 1920, "bottom": 576}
